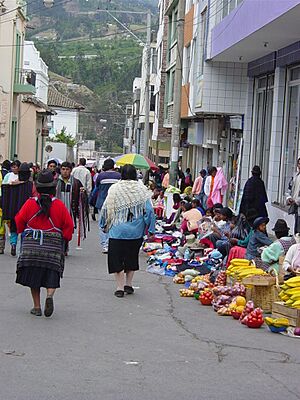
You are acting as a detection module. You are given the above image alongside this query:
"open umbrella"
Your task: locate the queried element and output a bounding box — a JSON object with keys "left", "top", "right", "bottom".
{"left": 115, "top": 153, "right": 158, "bottom": 170}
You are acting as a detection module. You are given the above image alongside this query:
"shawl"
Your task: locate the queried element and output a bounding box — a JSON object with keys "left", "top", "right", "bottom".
{"left": 1, "top": 181, "right": 33, "bottom": 220}
{"left": 101, "top": 180, "right": 152, "bottom": 229}
{"left": 239, "top": 176, "right": 268, "bottom": 217}
{"left": 210, "top": 167, "right": 228, "bottom": 205}
{"left": 56, "top": 176, "right": 82, "bottom": 226}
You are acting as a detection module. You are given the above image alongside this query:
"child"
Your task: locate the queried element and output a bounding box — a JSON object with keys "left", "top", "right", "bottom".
{"left": 246, "top": 217, "right": 272, "bottom": 260}
{"left": 191, "top": 198, "right": 205, "bottom": 216}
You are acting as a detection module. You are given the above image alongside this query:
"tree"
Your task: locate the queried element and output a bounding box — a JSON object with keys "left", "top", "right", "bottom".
{"left": 51, "top": 127, "right": 76, "bottom": 147}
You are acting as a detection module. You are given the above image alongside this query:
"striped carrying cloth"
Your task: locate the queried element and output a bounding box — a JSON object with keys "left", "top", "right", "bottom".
{"left": 17, "top": 231, "right": 65, "bottom": 277}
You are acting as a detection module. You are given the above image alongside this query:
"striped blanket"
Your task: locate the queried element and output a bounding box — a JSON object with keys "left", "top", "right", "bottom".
{"left": 1, "top": 182, "right": 33, "bottom": 220}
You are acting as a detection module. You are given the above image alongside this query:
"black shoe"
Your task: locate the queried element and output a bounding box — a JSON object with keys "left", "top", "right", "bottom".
{"left": 114, "top": 290, "right": 124, "bottom": 298}
{"left": 11, "top": 245, "right": 16, "bottom": 256}
{"left": 124, "top": 286, "right": 134, "bottom": 294}
{"left": 91, "top": 214, "right": 96, "bottom": 221}
{"left": 44, "top": 297, "right": 54, "bottom": 317}
{"left": 30, "top": 308, "right": 42, "bottom": 316}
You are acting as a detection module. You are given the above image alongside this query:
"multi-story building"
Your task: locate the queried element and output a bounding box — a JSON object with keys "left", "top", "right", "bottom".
{"left": 178, "top": 0, "right": 247, "bottom": 184}
{"left": 0, "top": 0, "right": 35, "bottom": 161}
{"left": 210, "top": 0, "right": 300, "bottom": 225}
{"left": 151, "top": 0, "right": 172, "bottom": 166}
{"left": 123, "top": 105, "right": 133, "bottom": 154}
{"left": 18, "top": 41, "right": 54, "bottom": 163}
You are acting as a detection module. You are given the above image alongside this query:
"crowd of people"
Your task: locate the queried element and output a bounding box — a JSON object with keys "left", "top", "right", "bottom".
{"left": 1, "top": 155, "right": 300, "bottom": 317}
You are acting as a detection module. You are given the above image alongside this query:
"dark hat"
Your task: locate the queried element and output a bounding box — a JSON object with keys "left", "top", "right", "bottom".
{"left": 19, "top": 162, "right": 30, "bottom": 172}
{"left": 252, "top": 165, "right": 261, "bottom": 175}
{"left": 219, "top": 207, "right": 233, "bottom": 219}
{"left": 36, "top": 170, "right": 56, "bottom": 188}
{"left": 253, "top": 217, "right": 269, "bottom": 230}
{"left": 272, "top": 219, "right": 289, "bottom": 233}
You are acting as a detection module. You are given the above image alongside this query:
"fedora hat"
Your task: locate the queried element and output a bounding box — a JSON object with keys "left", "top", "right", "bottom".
{"left": 272, "top": 219, "right": 289, "bottom": 233}
{"left": 36, "top": 170, "right": 56, "bottom": 188}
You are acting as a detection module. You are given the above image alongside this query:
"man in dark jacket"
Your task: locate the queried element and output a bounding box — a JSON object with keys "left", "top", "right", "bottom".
{"left": 95, "top": 159, "right": 121, "bottom": 253}
{"left": 239, "top": 166, "right": 268, "bottom": 218}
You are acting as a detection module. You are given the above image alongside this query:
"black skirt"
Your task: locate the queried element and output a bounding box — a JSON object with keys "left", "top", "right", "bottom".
{"left": 16, "top": 267, "right": 60, "bottom": 289}
{"left": 108, "top": 238, "right": 143, "bottom": 274}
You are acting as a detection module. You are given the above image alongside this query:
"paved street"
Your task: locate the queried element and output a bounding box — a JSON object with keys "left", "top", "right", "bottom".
{"left": 0, "top": 220, "right": 300, "bottom": 400}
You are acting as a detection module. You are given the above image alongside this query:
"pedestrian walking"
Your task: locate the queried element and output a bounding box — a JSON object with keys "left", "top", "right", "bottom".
{"left": 47, "top": 159, "right": 59, "bottom": 182}
{"left": 15, "top": 170, "right": 74, "bottom": 317}
{"left": 192, "top": 169, "right": 206, "bottom": 201}
{"left": 204, "top": 167, "right": 227, "bottom": 208}
{"left": 71, "top": 158, "right": 92, "bottom": 195}
{"left": 99, "top": 164, "right": 156, "bottom": 298}
{"left": 287, "top": 157, "right": 300, "bottom": 233}
{"left": 2, "top": 160, "right": 21, "bottom": 184}
{"left": 56, "top": 161, "right": 83, "bottom": 255}
{"left": 95, "top": 159, "right": 121, "bottom": 253}
{"left": 239, "top": 165, "right": 268, "bottom": 218}
{"left": 1, "top": 163, "right": 36, "bottom": 256}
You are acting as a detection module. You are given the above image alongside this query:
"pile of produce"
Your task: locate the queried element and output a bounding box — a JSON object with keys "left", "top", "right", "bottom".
{"left": 278, "top": 277, "right": 300, "bottom": 309}
{"left": 244, "top": 308, "right": 264, "bottom": 328}
{"left": 172, "top": 269, "right": 200, "bottom": 284}
{"left": 179, "top": 289, "right": 195, "bottom": 297}
{"left": 228, "top": 296, "right": 247, "bottom": 319}
{"left": 214, "top": 271, "right": 227, "bottom": 286}
{"left": 212, "top": 283, "right": 246, "bottom": 313}
{"left": 199, "top": 289, "right": 214, "bottom": 305}
{"left": 226, "top": 258, "right": 267, "bottom": 281}
{"left": 265, "top": 317, "right": 289, "bottom": 333}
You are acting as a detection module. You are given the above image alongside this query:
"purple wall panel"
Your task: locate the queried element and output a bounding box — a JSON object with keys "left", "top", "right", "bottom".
{"left": 211, "top": 0, "right": 300, "bottom": 58}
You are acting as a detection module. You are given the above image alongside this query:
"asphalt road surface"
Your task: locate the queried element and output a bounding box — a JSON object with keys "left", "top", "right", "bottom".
{"left": 0, "top": 221, "right": 299, "bottom": 400}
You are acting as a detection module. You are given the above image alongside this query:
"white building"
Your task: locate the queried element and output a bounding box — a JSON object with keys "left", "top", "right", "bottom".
{"left": 48, "top": 86, "right": 84, "bottom": 139}
{"left": 23, "top": 41, "right": 49, "bottom": 104}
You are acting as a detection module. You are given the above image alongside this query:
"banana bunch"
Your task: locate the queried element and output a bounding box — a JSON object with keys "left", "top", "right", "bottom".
{"left": 279, "top": 276, "right": 300, "bottom": 308}
{"left": 265, "top": 317, "right": 289, "bottom": 327}
{"left": 226, "top": 259, "right": 267, "bottom": 282}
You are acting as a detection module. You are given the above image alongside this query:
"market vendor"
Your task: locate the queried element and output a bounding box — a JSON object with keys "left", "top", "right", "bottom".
{"left": 211, "top": 207, "right": 233, "bottom": 256}
{"left": 245, "top": 217, "right": 272, "bottom": 262}
{"left": 261, "top": 219, "right": 297, "bottom": 273}
{"left": 180, "top": 202, "right": 202, "bottom": 234}
{"left": 282, "top": 242, "right": 300, "bottom": 277}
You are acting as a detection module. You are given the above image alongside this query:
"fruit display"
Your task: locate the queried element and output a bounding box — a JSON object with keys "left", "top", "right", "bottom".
{"left": 278, "top": 277, "right": 300, "bottom": 308}
{"left": 245, "top": 308, "right": 264, "bottom": 328}
{"left": 180, "top": 289, "right": 195, "bottom": 297}
{"left": 212, "top": 295, "right": 233, "bottom": 311}
{"left": 228, "top": 296, "right": 246, "bottom": 319}
{"left": 226, "top": 258, "right": 267, "bottom": 281}
{"left": 173, "top": 275, "right": 185, "bottom": 284}
{"left": 215, "top": 271, "right": 227, "bottom": 286}
{"left": 212, "top": 283, "right": 246, "bottom": 297}
{"left": 191, "top": 274, "right": 211, "bottom": 284}
{"left": 239, "top": 301, "right": 255, "bottom": 324}
{"left": 217, "top": 306, "right": 232, "bottom": 316}
{"left": 265, "top": 317, "right": 289, "bottom": 333}
{"left": 199, "top": 290, "right": 213, "bottom": 305}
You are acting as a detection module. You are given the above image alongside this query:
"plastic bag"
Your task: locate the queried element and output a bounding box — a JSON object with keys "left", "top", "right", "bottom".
{"left": 146, "top": 264, "right": 165, "bottom": 276}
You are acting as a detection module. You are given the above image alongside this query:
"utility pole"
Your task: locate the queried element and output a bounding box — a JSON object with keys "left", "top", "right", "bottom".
{"left": 143, "top": 10, "right": 151, "bottom": 157}
{"left": 169, "top": 0, "right": 185, "bottom": 186}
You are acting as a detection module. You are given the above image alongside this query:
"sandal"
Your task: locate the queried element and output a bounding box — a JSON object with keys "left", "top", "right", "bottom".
{"left": 114, "top": 290, "right": 124, "bottom": 298}
{"left": 30, "top": 308, "right": 42, "bottom": 316}
{"left": 124, "top": 286, "right": 134, "bottom": 295}
{"left": 44, "top": 297, "right": 54, "bottom": 317}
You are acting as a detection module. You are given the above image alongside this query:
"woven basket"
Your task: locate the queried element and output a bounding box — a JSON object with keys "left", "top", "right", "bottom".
{"left": 246, "top": 273, "right": 280, "bottom": 313}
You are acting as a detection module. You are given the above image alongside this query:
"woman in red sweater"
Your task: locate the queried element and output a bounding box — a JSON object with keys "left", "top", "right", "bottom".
{"left": 15, "top": 170, "right": 74, "bottom": 317}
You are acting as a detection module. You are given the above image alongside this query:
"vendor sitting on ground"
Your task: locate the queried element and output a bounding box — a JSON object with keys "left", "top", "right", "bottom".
{"left": 245, "top": 217, "right": 273, "bottom": 262}
{"left": 283, "top": 242, "right": 300, "bottom": 277}
{"left": 209, "top": 207, "right": 233, "bottom": 256}
{"left": 261, "top": 219, "right": 297, "bottom": 273}
{"left": 191, "top": 198, "right": 205, "bottom": 216}
{"left": 180, "top": 202, "right": 202, "bottom": 235}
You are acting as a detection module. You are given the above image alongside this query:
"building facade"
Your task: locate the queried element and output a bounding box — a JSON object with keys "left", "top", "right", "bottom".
{"left": 0, "top": 0, "right": 35, "bottom": 161}
{"left": 211, "top": 0, "right": 300, "bottom": 224}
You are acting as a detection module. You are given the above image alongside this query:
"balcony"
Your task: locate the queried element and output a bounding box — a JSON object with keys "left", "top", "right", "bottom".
{"left": 14, "top": 69, "right": 36, "bottom": 95}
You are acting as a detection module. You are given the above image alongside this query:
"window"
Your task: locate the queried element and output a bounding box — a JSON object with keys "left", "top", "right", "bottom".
{"left": 252, "top": 74, "right": 274, "bottom": 187}
{"left": 151, "top": 48, "right": 157, "bottom": 75}
{"left": 14, "top": 33, "right": 21, "bottom": 84}
{"left": 198, "top": 8, "right": 207, "bottom": 77}
{"left": 280, "top": 67, "right": 300, "bottom": 203}
{"left": 221, "top": 0, "right": 243, "bottom": 20}
{"left": 183, "top": 45, "right": 191, "bottom": 84}
{"left": 150, "top": 85, "right": 155, "bottom": 111}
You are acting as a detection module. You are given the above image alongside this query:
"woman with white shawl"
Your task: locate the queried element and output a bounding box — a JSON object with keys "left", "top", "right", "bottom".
{"left": 99, "top": 164, "right": 156, "bottom": 297}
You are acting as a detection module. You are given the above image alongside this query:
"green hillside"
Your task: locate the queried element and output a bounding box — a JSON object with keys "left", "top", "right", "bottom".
{"left": 26, "top": 0, "right": 158, "bottom": 152}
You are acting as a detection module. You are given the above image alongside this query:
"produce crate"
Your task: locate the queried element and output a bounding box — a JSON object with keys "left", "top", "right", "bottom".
{"left": 272, "top": 301, "right": 300, "bottom": 327}
{"left": 245, "top": 285, "right": 280, "bottom": 313}
{"left": 242, "top": 275, "right": 276, "bottom": 286}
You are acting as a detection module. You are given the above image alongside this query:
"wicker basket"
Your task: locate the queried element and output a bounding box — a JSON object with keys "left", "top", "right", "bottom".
{"left": 244, "top": 273, "right": 281, "bottom": 313}
{"left": 248, "top": 285, "right": 280, "bottom": 313}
